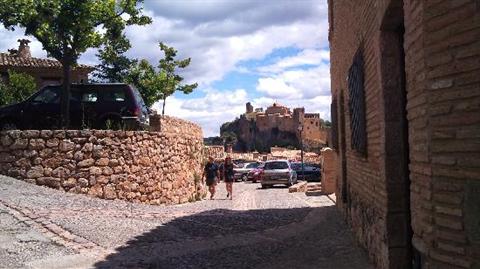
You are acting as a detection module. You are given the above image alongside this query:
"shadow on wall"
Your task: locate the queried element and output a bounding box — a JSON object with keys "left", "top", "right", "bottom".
{"left": 93, "top": 206, "right": 373, "bottom": 269}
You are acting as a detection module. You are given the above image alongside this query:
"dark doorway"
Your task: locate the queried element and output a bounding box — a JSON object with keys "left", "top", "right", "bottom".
{"left": 380, "top": 1, "right": 412, "bottom": 268}
{"left": 339, "top": 92, "right": 350, "bottom": 212}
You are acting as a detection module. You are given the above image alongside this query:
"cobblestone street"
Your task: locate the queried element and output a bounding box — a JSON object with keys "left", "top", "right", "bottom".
{"left": 0, "top": 175, "right": 372, "bottom": 269}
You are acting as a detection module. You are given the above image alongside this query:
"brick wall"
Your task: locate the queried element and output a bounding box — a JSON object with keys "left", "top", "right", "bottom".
{"left": 330, "top": 0, "right": 480, "bottom": 268}
{"left": 406, "top": 1, "right": 480, "bottom": 268}
{"left": 0, "top": 116, "right": 205, "bottom": 205}
{"left": 330, "top": 1, "right": 390, "bottom": 267}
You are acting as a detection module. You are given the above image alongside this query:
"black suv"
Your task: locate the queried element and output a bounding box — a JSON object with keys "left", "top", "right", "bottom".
{"left": 0, "top": 83, "right": 150, "bottom": 130}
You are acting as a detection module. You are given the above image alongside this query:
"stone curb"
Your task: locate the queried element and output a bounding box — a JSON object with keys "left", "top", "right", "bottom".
{"left": 0, "top": 199, "right": 107, "bottom": 255}
{"left": 288, "top": 181, "right": 308, "bottom": 193}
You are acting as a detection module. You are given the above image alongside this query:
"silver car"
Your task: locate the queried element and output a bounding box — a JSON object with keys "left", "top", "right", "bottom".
{"left": 233, "top": 162, "right": 261, "bottom": 181}
{"left": 260, "top": 160, "right": 297, "bottom": 188}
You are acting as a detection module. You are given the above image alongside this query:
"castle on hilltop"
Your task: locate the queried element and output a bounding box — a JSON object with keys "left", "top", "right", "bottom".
{"left": 221, "top": 102, "right": 328, "bottom": 152}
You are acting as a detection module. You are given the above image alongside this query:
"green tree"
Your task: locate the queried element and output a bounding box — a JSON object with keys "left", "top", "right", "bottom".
{"left": 126, "top": 43, "right": 198, "bottom": 113}
{"left": 124, "top": 59, "right": 156, "bottom": 107}
{"left": 94, "top": 23, "right": 137, "bottom": 83}
{"left": 0, "top": 0, "right": 151, "bottom": 127}
{"left": 221, "top": 131, "right": 238, "bottom": 146}
{"left": 0, "top": 70, "right": 37, "bottom": 106}
{"left": 155, "top": 42, "right": 198, "bottom": 115}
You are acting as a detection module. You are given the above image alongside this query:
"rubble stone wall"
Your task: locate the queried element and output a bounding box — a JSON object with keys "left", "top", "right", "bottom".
{"left": 0, "top": 116, "right": 204, "bottom": 205}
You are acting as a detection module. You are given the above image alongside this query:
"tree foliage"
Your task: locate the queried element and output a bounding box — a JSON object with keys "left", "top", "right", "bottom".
{"left": 221, "top": 131, "right": 238, "bottom": 146}
{"left": 124, "top": 59, "right": 156, "bottom": 107}
{"left": 0, "top": 70, "right": 37, "bottom": 107}
{"left": 0, "top": 0, "right": 151, "bottom": 127}
{"left": 126, "top": 42, "right": 198, "bottom": 113}
{"left": 150, "top": 42, "right": 198, "bottom": 115}
{"left": 320, "top": 119, "right": 332, "bottom": 128}
{"left": 94, "top": 23, "right": 137, "bottom": 83}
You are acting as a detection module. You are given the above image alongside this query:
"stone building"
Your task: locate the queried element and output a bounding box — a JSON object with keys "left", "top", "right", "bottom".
{"left": 329, "top": 1, "right": 479, "bottom": 269}
{"left": 222, "top": 102, "right": 328, "bottom": 152}
{"left": 0, "top": 39, "right": 93, "bottom": 89}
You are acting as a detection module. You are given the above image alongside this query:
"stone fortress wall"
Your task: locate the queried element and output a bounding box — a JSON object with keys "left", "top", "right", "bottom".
{"left": 0, "top": 116, "right": 204, "bottom": 205}
{"left": 230, "top": 102, "right": 328, "bottom": 152}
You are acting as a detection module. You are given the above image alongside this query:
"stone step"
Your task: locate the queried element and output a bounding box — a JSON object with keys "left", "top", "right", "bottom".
{"left": 288, "top": 181, "right": 308, "bottom": 193}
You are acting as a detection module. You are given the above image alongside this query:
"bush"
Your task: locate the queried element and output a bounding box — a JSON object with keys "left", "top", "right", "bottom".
{"left": 0, "top": 70, "right": 37, "bottom": 106}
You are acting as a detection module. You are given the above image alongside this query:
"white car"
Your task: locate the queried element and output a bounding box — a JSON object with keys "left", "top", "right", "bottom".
{"left": 260, "top": 160, "right": 297, "bottom": 188}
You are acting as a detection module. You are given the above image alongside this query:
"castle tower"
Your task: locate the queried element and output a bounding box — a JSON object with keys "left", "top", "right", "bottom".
{"left": 293, "top": 107, "right": 305, "bottom": 124}
{"left": 246, "top": 102, "right": 253, "bottom": 113}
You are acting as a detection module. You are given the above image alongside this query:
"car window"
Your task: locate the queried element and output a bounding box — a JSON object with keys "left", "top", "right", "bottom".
{"left": 264, "top": 161, "right": 289, "bottom": 170}
{"left": 290, "top": 163, "right": 301, "bottom": 170}
{"left": 32, "top": 87, "right": 59, "bottom": 104}
{"left": 82, "top": 92, "right": 98, "bottom": 102}
{"left": 246, "top": 163, "right": 259, "bottom": 169}
{"left": 130, "top": 86, "right": 147, "bottom": 107}
{"left": 102, "top": 89, "right": 126, "bottom": 102}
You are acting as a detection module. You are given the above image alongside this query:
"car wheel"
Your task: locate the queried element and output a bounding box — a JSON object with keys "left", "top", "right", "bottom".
{"left": 261, "top": 184, "right": 268, "bottom": 189}
{"left": 242, "top": 174, "right": 248, "bottom": 181}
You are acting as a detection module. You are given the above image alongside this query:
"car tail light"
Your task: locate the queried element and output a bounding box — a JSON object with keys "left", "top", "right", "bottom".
{"left": 131, "top": 106, "right": 141, "bottom": 116}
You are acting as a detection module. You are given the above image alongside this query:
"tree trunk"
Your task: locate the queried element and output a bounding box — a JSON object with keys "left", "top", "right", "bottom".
{"left": 162, "top": 96, "right": 166, "bottom": 116}
{"left": 61, "top": 63, "right": 71, "bottom": 129}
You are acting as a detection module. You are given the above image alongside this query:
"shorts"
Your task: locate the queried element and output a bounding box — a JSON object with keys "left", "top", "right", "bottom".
{"left": 224, "top": 175, "right": 234, "bottom": 183}
{"left": 206, "top": 177, "right": 217, "bottom": 186}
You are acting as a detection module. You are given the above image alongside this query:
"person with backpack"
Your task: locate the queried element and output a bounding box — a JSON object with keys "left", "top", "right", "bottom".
{"left": 202, "top": 156, "right": 220, "bottom": 200}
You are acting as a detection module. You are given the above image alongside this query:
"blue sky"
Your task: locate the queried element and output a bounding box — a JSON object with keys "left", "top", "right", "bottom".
{"left": 0, "top": 0, "right": 331, "bottom": 137}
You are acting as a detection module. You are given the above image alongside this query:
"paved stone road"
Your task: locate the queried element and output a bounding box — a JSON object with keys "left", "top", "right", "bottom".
{"left": 0, "top": 175, "right": 373, "bottom": 269}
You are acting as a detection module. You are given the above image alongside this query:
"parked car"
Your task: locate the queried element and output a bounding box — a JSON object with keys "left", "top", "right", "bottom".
{"left": 0, "top": 83, "right": 150, "bottom": 130}
{"left": 247, "top": 162, "right": 264, "bottom": 183}
{"left": 290, "top": 162, "right": 321, "bottom": 182}
{"left": 233, "top": 162, "right": 261, "bottom": 181}
{"left": 260, "top": 160, "right": 297, "bottom": 188}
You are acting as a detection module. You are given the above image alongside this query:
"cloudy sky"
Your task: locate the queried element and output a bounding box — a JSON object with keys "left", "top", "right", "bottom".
{"left": 0, "top": 0, "right": 330, "bottom": 137}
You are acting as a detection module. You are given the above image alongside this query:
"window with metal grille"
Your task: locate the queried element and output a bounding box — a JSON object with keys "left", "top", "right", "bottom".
{"left": 347, "top": 49, "right": 367, "bottom": 156}
{"left": 330, "top": 97, "right": 339, "bottom": 150}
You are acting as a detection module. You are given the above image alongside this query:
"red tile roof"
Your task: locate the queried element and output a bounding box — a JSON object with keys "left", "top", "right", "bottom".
{"left": 0, "top": 53, "right": 93, "bottom": 70}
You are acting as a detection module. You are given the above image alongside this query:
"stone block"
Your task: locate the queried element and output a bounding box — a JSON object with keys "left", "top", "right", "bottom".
{"left": 26, "top": 166, "right": 44, "bottom": 179}
{"left": 29, "top": 139, "right": 45, "bottom": 150}
{"left": 78, "top": 178, "right": 89, "bottom": 188}
{"left": 62, "top": 177, "right": 77, "bottom": 188}
{"left": 96, "top": 158, "right": 109, "bottom": 166}
{"left": 77, "top": 158, "right": 95, "bottom": 168}
{"left": 10, "top": 139, "right": 28, "bottom": 150}
{"left": 59, "top": 140, "right": 75, "bottom": 152}
{"left": 103, "top": 185, "right": 117, "bottom": 200}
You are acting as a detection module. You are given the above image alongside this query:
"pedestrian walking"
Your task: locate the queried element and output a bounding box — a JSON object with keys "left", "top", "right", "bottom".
{"left": 224, "top": 156, "right": 235, "bottom": 199}
{"left": 202, "top": 156, "right": 219, "bottom": 200}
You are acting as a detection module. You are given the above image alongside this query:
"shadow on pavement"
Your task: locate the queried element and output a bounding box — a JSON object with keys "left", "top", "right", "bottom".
{"left": 93, "top": 206, "right": 372, "bottom": 269}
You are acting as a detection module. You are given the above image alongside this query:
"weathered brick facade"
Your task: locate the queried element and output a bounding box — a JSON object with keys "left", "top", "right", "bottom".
{"left": 329, "top": 0, "right": 479, "bottom": 268}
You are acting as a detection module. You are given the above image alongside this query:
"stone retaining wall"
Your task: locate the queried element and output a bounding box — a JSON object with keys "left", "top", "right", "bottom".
{"left": 0, "top": 116, "right": 204, "bottom": 205}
